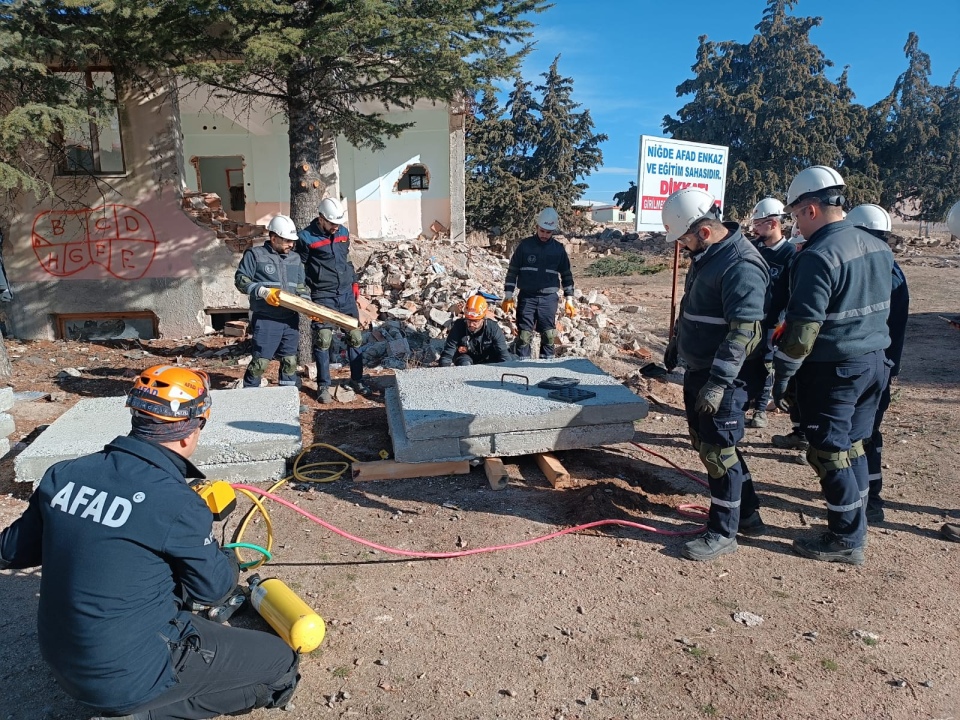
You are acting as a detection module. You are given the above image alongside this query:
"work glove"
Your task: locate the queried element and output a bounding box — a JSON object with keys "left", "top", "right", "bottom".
{"left": 772, "top": 376, "right": 793, "bottom": 412}
{"left": 352, "top": 282, "right": 360, "bottom": 299}
{"left": 694, "top": 380, "right": 725, "bottom": 415}
{"left": 256, "top": 286, "right": 271, "bottom": 299}
{"left": 564, "top": 298, "right": 577, "bottom": 318}
{"left": 501, "top": 294, "right": 516, "bottom": 314}
{"left": 264, "top": 288, "right": 281, "bottom": 307}
{"left": 663, "top": 337, "right": 679, "bottom": 372}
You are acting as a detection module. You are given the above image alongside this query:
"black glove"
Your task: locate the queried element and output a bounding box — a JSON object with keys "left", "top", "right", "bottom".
{"left": 663, "top": 337, "right": 679, "bottom": 371}
{"left": 772, "top": 376, "right": 793, "bottom": 412}
{"left": 694, "top": 380, "right": 725, "bottom": 415}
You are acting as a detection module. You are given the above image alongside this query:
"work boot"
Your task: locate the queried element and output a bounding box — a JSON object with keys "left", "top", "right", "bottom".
{"left": 772, "top": 430, "right": 808, "bottom": 450}
{"left": 737, "top": 510, "right": 767, "bottom": 537}
{"left": 865, "top": 499, "right": 885, "bottom": 523}
{"left": 317, "top": 385, "right": 332, "bottom": 404}
{"left": 792, "top": 532, "right": 865, "bottom": 565}
{"left": 747, "top": 410, "right": 768, "bottom": 428}
{"left": 682, "top": 531, "right": 737, "bottom": 561}
{"left": 940, "top": 523, "right": 960, "bottom": 543}
{"left": 348, "top": 379, "right": 371, "bottom": 395}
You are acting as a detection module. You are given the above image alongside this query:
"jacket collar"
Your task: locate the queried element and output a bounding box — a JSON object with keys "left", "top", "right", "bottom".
{"left": 804, "top": 219, "right": 852, "bottom": 248}
{"left": 105, "top": 435, "right": 205, "bottom": 482}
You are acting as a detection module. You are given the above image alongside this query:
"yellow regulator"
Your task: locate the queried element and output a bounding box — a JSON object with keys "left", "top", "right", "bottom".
{"left": 248, "top": 575, "right": 326, "bottom": 653}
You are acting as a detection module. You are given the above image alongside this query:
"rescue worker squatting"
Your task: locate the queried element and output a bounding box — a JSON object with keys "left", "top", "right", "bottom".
{"left": 0, "top": 366, "right": 300, "bottom": 718}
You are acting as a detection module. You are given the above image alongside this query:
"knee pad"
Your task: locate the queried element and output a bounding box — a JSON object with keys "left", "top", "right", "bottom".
{"left": 314, "top": 328, "right": 333, "bottom": 350}
{"left": 247, "top": 357, "right": 271, "bottom": 378}
{"left": 280, "top": 355, "right": 298, "bottom": 376}
{"left": 848, "top": 439, "right": 865, "bottom": 459}
{"left": 805, "top": 445, "right": 851, "bottom": 480}
{"left": 698, "top": 442, "right": 737, "bottom": 479}
{"left": 517, "top": 330, "right": 533, "bottom": 348}
{"left": 541, "top": 328, "right": 557, "bottom": 345}
{"left": 347, "top": 328, "right": 363, "bottom": 348}
{"left": 688, "top": 428, "right": 701, "bottom": 452}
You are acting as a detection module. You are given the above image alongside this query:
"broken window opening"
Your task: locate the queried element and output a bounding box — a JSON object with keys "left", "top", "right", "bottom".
{"left": 396, "top": 163, "right": 429, "bottom": 192}
{"left": 55, "top": 69, "right": 126, "bottom": 176}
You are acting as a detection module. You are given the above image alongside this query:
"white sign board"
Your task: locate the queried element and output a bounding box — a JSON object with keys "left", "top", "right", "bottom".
{"left": 635, "top": 136, "right": 729, "bottom": 232}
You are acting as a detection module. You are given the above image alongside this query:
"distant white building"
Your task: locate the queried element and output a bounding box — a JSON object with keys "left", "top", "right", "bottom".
{"left": 585, "top": 204, "right": 635, "bottom": 223}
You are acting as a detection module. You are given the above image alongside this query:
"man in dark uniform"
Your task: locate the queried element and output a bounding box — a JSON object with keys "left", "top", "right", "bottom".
{"left": 438, "top": 295, "right": 511, "bottom": 367}
{"left": 845, "top": 203, "right": 910, "bottom": 523}
{"left": 235, "top": 214, "right": 309, "bottom": 389}
{"left": 296, "top": 198, "right": 366, "bottom": 403}
{"left": 0, "top": 366, "right": 299, "bottom": 718}
{"left": 744, "top": 197, "right": 798, "bottom": 429}
{"left": 774, "top": 166, "right": 894, "bottom": 565}
{"left": 661, "top": 188, "right": 769, "bottom": 561}
{"left": 501, "top": 207, "right": 576, "bottom": 359}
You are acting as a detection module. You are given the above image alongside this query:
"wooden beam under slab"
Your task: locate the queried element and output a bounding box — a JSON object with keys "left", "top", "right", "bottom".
{"left": 534, "top": 452, "right": 574, "bottom": 489}
{"left": 483, "top": 457, "right": 508, "bottom": 490}
{"left": 352, "top": 459, "right": 471, "bottom": 482}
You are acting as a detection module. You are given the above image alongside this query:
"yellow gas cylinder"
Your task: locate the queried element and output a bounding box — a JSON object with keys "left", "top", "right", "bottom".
{"left": 249, "top": 576, "right": 326, "bottom": 653}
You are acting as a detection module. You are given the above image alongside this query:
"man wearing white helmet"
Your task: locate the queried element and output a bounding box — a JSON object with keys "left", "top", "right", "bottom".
{"left": 661, "top": 188, "right": 769, "bottom": 561}
{"left": 744, "top": 197, "right": 798, "bottom": 429}
{"left": 846, "top": 203, "right": 910, "bottom": 524}
{"left": 235, "top": 215, "right": 310, "bottom": 389}
{"left": 774, "top": 167, "right": 894, "bottom": 565}
{"left": 501, "top": 207, "right": 576, "bottom": 359}
{"left": 296, "top": 198, "right": 367, "bottom": 402}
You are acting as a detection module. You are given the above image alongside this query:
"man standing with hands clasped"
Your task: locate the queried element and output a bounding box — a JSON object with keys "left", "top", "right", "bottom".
{"left": 773, "top": 166, "right": 893, "bottom": 565}
{"left": 661, "top": 188, "right": 769, "bottom": 561}
{"left": 501, "top": 207, "right": 576, "bottom": 359}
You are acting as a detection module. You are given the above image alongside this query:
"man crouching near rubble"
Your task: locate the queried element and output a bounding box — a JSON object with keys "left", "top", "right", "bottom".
{"left": 0, "top": 366, "right": 299, "bottom": 719}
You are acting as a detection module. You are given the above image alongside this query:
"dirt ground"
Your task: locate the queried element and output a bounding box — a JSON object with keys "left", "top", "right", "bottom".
{"left": 1, "top": 244, "right": 960, "bottom": 720}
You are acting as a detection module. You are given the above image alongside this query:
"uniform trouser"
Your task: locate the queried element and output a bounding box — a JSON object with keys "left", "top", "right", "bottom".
{"left": 866, "top": 377, "right": 893, "bottom": 510}
{"left": 122, "top": 614, "right": 299, "bottom": 719}
{"left": 741, "top": 356, "right": 771, "bottom": 412}
{"left": 311, "top": 290, "right": 362, "bottom": 386}
{"left": 796, "top": 350, "right": 890, "bottom": 548}
{"left": 516, "top": 292, "right": 559, "bottom": 359}
{"left": 683, "top": 369, "right": 759, "bottom": 538}
{"left": 243, "top": 314, "right": 300, "bottom": 388}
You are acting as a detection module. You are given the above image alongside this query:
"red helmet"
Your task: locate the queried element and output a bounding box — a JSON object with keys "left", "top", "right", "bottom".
{"left": 464, "top": 295, "right": 488, "bottom": 320}
{"left": 127, "top": 365, "right": 212, "bottom": 422}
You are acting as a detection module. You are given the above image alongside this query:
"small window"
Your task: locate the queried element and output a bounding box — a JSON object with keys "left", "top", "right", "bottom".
{"left": 56, "top": 70, "right": 125, "bottom": 176}
{"left": 397, "top": 163, "right": 429, "bottom": 191}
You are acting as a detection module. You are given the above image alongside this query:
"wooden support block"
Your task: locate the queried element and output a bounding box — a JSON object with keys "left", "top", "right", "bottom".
{"left": 275, "top": 290, "right": 360, "bottom": 330}
{"left": 352, "top": 459, "right": 471, "bottom": 482}
{"left": 535, "top": 452, "right": 573, "bottom": 489}
{"left": 484, "top": 457, "right": 508, "bottom": 490}
{"left": 224, "top": 320, "right": 248, "bottom": 337}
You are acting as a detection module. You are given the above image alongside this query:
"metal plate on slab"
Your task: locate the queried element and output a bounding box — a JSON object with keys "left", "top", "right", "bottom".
{"left": 548, "top": 387, "right": 596, "bottom": 403}
{"left": 537, "top": 376, "right": 581, "bottom": 390}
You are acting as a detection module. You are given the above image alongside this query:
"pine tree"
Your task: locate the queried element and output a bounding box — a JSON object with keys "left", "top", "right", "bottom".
{"left": 663, "top": 0, "right": 870, "bottom": 217}
{"left": 0, "top": 0, "right": 548, "bottom": 228}
{"left": 465, "top": 57, "right": 606, "bottom": 239}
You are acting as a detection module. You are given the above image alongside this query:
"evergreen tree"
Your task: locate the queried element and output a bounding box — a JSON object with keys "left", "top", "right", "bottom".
{"left": 663, "top": 0, "right": 871, "bottom": 217}
{"left": 465, "top": 56, "right": 606, "bottom": 239}
{"left": 0, "top": 0, "right": 548, "bottom": 228}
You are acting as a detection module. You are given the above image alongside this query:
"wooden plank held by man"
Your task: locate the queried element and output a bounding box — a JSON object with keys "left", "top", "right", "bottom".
{"left": 269, "top": 290, "right": 360, "bottom": 331}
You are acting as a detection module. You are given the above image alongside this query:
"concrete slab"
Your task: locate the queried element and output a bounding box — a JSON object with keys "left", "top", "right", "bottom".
{"left": 14, "top": 387, "right": 302, "bottom": 485}
{"left": 395, "top": 358, "right": 648, "bottom": 441}
{"left": 385, "top": 385, "right": 638, "bottom": 464}
{"left": 0, "top": 387, "right": 13, "bottom": 412}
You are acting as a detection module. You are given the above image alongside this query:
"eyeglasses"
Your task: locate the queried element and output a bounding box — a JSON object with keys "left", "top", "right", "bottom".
{"left": 753, "top": 218, "right": 775, "bottom": 227}
{"left": 790, "top": 203, "right": 813, "bottom": 221}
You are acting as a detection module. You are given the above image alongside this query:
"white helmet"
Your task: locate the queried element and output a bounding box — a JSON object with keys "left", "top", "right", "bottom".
{"left": 846, "top": 204, "right": 892, "bottom": 233}
{"left": 536, "top": 207, "right": 560, "bottom": 232}
{"left": 785, "top": 165, "right": 845, "bottom": 209}
{"left": 947, "top": 200, "right": 960, "bottom": 237}
{"left": 751, "top": 197, "right": 785, "bottom": 222}
{"left": 661, "top": 187, "right": 719, "bottom": 243}
{"left": 318, "top": 197, "right": 346, "bottom": 224}
{"left": 266, "top": 214, "right": 298, "bottom": 241}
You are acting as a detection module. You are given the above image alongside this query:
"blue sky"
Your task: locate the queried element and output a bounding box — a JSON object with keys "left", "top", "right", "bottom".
{"left": 515, "top": 0, "right": 960, "bottom": 203}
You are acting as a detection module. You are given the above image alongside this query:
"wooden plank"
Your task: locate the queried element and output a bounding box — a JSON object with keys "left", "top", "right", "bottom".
{"left": 352, "top": 459, "right": 471, "bottom": 482}
{"left": 534, "top": 452, "right": 573, "bottom": 489}
{"left": 274, "top": 290, "right": 360, "bottom": 330}
{"left": 483, "top": 457, "right": 508, "bottom": 490}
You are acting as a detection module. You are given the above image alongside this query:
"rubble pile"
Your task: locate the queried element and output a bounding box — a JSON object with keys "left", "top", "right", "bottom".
{"left": 350, "top": 239, "right": 662, "bottom": 369}
{"left": 181, "top": 191, "right": 267, "bottom": 254}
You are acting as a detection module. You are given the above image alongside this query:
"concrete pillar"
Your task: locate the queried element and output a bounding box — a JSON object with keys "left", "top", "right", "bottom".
{"left": 448, "top": 102, "right": 466, "bottom": 243}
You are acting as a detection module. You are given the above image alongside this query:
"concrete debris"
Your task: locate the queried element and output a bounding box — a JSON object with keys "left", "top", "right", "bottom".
{"left": 732, "top": 611, "right": 764, "bottom": 627}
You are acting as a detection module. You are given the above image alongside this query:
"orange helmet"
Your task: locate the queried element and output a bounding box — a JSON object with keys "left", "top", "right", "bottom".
{"left": 463, "top": 295, "right": 488, "bottom": 320}
{"left": 126, "top": 365, "right": 212, "bottom": 422}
